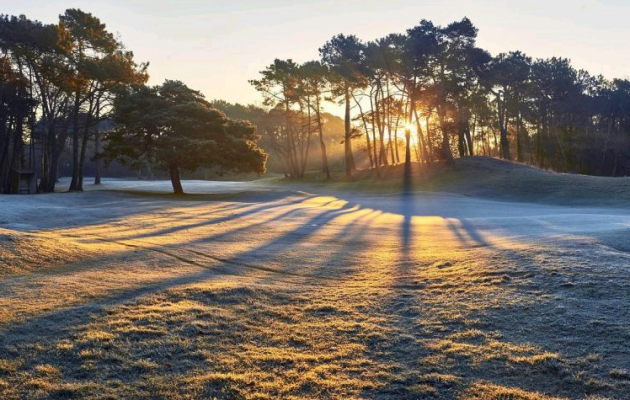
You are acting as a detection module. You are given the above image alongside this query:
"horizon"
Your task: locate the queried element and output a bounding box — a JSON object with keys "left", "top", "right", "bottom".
{"left": 5, "top": 0, "right": 630, "bottom": 116}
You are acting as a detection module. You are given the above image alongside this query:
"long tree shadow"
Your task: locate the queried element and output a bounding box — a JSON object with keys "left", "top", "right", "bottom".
{"left": 3, "top": 180, "right": 629, "bottom": 399}
{"left": 252, "top": 204, "right": 382, "bottom": 287}
{"left": 0, "top": 196, "right": 361, "bottom": 343}
{"left": 365, "top": 195, "right": 628, "bottom": 397}
{"left": 117, "top": 192, "right": 316, "bottom": 241}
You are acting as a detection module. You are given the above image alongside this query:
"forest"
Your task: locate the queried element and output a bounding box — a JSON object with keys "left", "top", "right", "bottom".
{"left": 3, "top": 10, "right": 630, "bottom": 194}
{"left": 249, "top": 19, "right": 630, "bottom": 179}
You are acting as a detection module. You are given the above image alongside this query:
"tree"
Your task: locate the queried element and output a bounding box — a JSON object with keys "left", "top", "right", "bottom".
{"left": 483, "top": 51, "right": 532, "bottom": 160}
{"left": 0, "top": 53, "right": 36, "bottom": 193}
{"left": 427, "top": 18, "right": 488, "bottom": 161}
{"left": 58, "top": 8, "right": 148, "bottom": 191}
{"left": 320, "top": 34, "right": 366, "bottom": 177}
{"left": 251, "top": 61, "right": 293, "bottom": 177}
{"left": 529, "top": 57, "right": 582, "bottom": 170}
{"left": 0, "top": 14, "right": 70, "bottom": 193}
{"left": 300, "top": 61, "right": 332, "bottom": 179}
{"left": 106, "top": 80, "right": 267, "bottom": 194}
{"left": 211, "top": 100, "right": 345, "bottom": 177}
{"left": 400, "top": 23, "right": 438, "bottom": 166}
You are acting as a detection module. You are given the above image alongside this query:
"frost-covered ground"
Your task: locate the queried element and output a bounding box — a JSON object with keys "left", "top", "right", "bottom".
{"left": 1, "top": 178, "right": 630, "bottom": 399}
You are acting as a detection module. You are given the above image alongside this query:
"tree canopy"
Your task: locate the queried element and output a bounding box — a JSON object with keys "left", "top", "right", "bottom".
{"left": 0, "top": 10, "right": 147, "bottom": 193}
{"left": 251, "top": 17, "right": 630, "bottom": 177}
{"left": 106, "top": 80, "right": 267, "bottom": 193}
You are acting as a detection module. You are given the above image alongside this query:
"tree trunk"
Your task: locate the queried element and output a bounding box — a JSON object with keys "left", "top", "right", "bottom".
{"left": 372, "top": 120, "right": 380, "bottom": 176}
{"left": 284, "top": 102, "right": 299, "bottom": 178}
{"left": 315, "top": 103, "right": 330, "bottom": 179}
{"left": 344, "top": 84, "right": 355, "bottom": 177}
{"left": 388, "top": 126, "right": 395, "bottom": 164}
{"left": 39, "top": 124, "right": 52, "bottom": 193}
{"left": 364, "top": 126, "right": 374, "bottom": 168}
{"left": 438, "top": 106, "right": 453, "bottom": 162}
{"left": 301, "top": 112, "right": 312, "bottom": 178}
{"left": 457, "top": 122, "right": 466, "bottom": 157}
{"left": 405, "top": 97, "right": 413, "bottom": 169}
{"left": 94, "top": 130, "right": 102, "bottom": 184}
{"left": 394, "top": 115, "right": 401, "bottom": 163}
{"left": 375, "top": 83, "right": 387, "bottom": 166}
{"left": 0, "top": 118, "right": 11, "bottom": 193}
{"left": 498, "top": 95, "right": 511, "bottom": 160}
{"left": 464, "top": 125, "right": 473, "bottom": 156}
{"left": 386, "top": 81, "right": 395, "bottom": 164}
{"left": 46, "top": 123, "right": 69, "bottom": 193}
{"left": 68, "top": 92, "right": 81, "bottom": 191}
{"left": 169, "top": 166, "right": 184, "bottom": 194}
{"left": 77, "top": 119, "right": 91, "bottom": 192}
{"left": 515, "top": 114, "right": 523, "bottom": 162}
{"left": 405, "top": 127, "right": 411, "bottom": 166}
{"left": 426, "top": 115, "right": 434, "bottom": 162}
{"left": 413, "top": 108, "right": 429, "bottom": 164}
{"left": 353, "top": 93, "right": 373, "bottom": 168}
{"left": 493, "top": 128, "right": 499, "bottom": 158}
{"left": 368, "top": 89, "right": 379, "bottom": 169}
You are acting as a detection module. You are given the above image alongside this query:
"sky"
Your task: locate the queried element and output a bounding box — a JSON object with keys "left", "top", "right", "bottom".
{"left": 4, "top": 0, "right": 630, "bottom": 116}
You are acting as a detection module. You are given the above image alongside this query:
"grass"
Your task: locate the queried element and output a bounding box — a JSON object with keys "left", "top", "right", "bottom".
{"left": 2, "top": 277, "right": 627, "bottom": 399}
{"left": 276, "top": 157, "right": 630, "bottom": 206}
{"left": 1, "top": 159, "right": 630, "bottom": 399}
{"left": 0, "top": 228, "right": 86, "bottom": 277}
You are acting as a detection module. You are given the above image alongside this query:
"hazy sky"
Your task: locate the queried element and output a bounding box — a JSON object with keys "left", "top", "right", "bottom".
{"left": 5, "top": 0, "right": 630, "bottom": 114}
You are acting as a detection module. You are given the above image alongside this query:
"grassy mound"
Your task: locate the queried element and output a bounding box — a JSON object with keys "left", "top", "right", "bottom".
{"left": 291, "top": 157, "right": 630, "bottom": 206}
{"left": 0, "top": 229, "right": 85, "bottom": 277}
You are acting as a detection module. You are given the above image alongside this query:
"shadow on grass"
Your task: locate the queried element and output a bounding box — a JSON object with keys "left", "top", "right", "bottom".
{"left": 1, "top": 172, "right": 629, "bottom": 398}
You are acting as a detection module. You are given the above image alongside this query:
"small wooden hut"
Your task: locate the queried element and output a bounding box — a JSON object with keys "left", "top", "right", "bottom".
{"left": 10, "top": 169, "right": 37, "bottom": 194}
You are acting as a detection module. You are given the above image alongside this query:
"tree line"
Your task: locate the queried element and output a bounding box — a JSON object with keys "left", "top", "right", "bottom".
{"left": 0, "top": 10, "right": 148, "bottom": 192}
{"left": 4, "top": 11, "right": 630, "bottom": 194}
{"left": 251, "top": 18, "right": 630, "bottom": 178}
{"left": 0, "top": 9, "right": 266, "bottom": 194}
{"left": 210, "top": 99, "right": 346, "bottom": 176}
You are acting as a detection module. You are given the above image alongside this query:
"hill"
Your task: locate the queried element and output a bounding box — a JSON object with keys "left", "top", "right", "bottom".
{"left": 291, "top": 157, "right": 630, "bottom": 207}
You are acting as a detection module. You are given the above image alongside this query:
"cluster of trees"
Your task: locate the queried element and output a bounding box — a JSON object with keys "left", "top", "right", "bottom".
{"left": 0, "top": 10, "right": 148, "bottom": 193}
{"left": 252, "top": 18, "right": 630, "bottom": 177}
{"left": 210, "top": 99, "right": 345, "bottom": 176}
{"left": 0, "top": 10, "right": 267, "bottom": 194}
{"left": 250, "top": 60, "right": 337, "bottom": 178}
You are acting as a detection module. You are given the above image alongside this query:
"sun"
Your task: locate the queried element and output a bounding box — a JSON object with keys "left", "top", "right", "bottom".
{"left": 404, "top": 123, "right": 419, "bottom": 146}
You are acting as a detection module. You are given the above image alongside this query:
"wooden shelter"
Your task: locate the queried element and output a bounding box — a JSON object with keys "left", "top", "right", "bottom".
{"left": 10, "top": 169, "right": 37, "bottom": 194}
